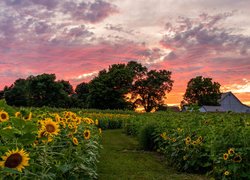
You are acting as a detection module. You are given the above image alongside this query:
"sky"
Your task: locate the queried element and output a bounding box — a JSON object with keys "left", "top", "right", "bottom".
{"left": 0, "top": 0, "right": 250, "bottom": 105}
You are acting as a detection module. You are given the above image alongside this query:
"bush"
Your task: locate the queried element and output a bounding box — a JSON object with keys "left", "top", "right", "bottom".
{"left": 139, "top": 123, "right": 157, "bottom": 151}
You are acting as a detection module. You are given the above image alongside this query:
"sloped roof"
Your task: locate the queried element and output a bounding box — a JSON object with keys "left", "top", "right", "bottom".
{"left": 220, "top": 92, "right": 250, "bottom": 108}
{"left": 201, "top": 106, "right": 225, "bottom": 112}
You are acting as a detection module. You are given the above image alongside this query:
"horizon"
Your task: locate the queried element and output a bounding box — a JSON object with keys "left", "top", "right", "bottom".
{"left": 0, "top": 0, "right": 249, "bottom": 105}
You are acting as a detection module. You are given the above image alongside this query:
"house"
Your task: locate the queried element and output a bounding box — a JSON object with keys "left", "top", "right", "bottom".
{"left": 183, "top": 92, "right": 250, "bottom": 113}
{"left": 199, "top": 106, "right": 226, "bottom": 112}
{"left": 218, "top": 92, "right": 250, "bottom": 113}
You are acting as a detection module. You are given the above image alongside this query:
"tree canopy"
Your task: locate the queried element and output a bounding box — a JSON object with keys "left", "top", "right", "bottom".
{"left": 2, "top": 61, "right": 174, "bottom": 111}
{"left": 4, "top": 74, "right": 71, "bottom": 107}
{"left": 183, "top": 76, "right": 221, "bottom": 106}
{"left": 131, "top": 69, "right": 173, "bottom": 112}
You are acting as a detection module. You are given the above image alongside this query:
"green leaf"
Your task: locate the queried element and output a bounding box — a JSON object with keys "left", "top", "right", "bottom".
{"left": 0, "top": 128, "right": 16, "bottom": 140}
{"left": 23, "top": 122, "right": 38, "bottom": 134}
{"left": 11, "top": 118, "right": 26, "bottom": 129}
{"left": 18, "top": 133, "right": 36, "bottom": 145}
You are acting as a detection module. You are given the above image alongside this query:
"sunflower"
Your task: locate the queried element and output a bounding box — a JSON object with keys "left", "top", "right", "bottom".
{"left": 197, "top": 136, "right": 203, "bottom": 142}
{"left": 223, "top": 153, "right": 229, "bottom": 160}
{"left": 0, "top": 148, "right": 30, "bottom": 172}
{"left": 75, "top": 118, "right": 81, "bottom": 125}
{"left": 41, "top": 118, "right": 60, "bottom": 136}
{"left": 72, "top": 137, "right": 79, "bottom": 145}
{"left": 24, "top": 112, "right": 32, "bottom": 120}
{"left": 99, "top": 128, "right": 102, "bottom": 134}
{"left": 95, "top": 119, "right": 99, "bottom": 126}
{"left": 224, "top": 171, "right": 230, "bottom": 176}
{"left": 83, "top": 130, "right": 91, "bottom": 140}
{"left": 228, "top": 148, "right": 235, "bottom": 155}
{"left": 160, "top": 132, "right": 168, "bottom": 140}
{"left": 233, "top": 155, "right": 242, "bottom": 163}
{"left": 54, "top": 114, "right": 61, "bottom": 122}
{"left": 38, "top": 129, "right": 53, "bottom": 143}
{"left": 0, "top": 111, "right": 9, "bottom": 122}
{"left": 15, "top": 112, "right": 21, "bottom": 118}
{"left": 185, "top": 136, "right": 191, "bottom": 145}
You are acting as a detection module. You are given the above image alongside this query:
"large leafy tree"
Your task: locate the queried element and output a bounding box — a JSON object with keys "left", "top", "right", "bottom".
{"left": 131, "top": 70, "right": 173, "bottom": 112}
{"left": 183, "top": 76, "right": 221, "bottom": 106}
{"left": 87, "top": 64, "right": 134, "bottom": 109}
{"left": 4, "top": 79, "right": 30, "bottom": 106}
{"left": 28, "top": 74, "right": 70, "bottom": 107}
{"left": 80, "top": 61, "right": 147, "bottom": 109}
{"left": 74, "top": 82, "right": 90, "bottom": 108}
{"left": 4, "top": 74, "right": 72, "bottom": 107}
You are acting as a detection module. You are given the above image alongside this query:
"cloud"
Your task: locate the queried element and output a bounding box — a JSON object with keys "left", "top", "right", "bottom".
{"left": 62, "top": 0, "right": 118, "bottom": 23}
{"left": 105, "top": 24, "right": 135, "bottom": 35}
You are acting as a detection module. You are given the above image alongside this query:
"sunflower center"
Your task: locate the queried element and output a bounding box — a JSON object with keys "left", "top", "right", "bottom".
{"left": 46, "top": 124, "right": 55, "bottom": 133}
{"left": 84, "top": 132, "right": 89, "bottom": 137}
{"left": 5, "top": 153, "right": 22, "bottom": 168}
{"left": 1, "top": 113, "right": 7, "bottom": 119}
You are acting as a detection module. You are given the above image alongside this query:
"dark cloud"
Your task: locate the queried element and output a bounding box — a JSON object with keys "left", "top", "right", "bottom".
{"left": 105, "top": 24, "right": 135, "bottom": 35}
{"left": 62, "top": 0, "right": 117, "bottom": 23}
{"left": 164, "top": 52, "right": 177, "bottom": 60}
{"left": 161, "top": 12, "right": 250, "bottom": 60}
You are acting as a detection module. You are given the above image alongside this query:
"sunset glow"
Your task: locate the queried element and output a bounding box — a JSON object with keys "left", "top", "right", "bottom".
{"left": 0, "top": 0, "right": 249, "bottom": 105}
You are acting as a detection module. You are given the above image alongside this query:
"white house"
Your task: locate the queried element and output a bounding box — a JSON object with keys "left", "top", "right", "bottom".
{"left": 199, "top": 92, "right": 250, "bottom": 113}
{"left": 182, "top": 92, "right": 250, "bottom": 113}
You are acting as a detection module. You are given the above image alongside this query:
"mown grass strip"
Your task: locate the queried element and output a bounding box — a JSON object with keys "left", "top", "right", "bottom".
{"left": 98, "top": 129, "right": 207, "bottom": 180}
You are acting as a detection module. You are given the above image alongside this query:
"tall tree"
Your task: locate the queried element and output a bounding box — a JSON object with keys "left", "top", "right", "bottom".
{"left": 28, "top": 74, "right": 70, "bottom": 107}
{"left": 183, "top": 76, "right": 221, "bottom": 106}
{"left": 58, "top": 80, "right": 74, "bottom": 95}
{"left": 74, "top": 82, "right": 90, "bottom": 108}
{"left": 87, "top": 63, "right": 135, "bottom": 109}
{"left": 4, "top": 79, "right": 30, "bottom": 106}
{"left": 4, "top": 74, "right": 72, "bottom": 107}
{"left": 131, "top": 70, "right": 173, "bottom": 112}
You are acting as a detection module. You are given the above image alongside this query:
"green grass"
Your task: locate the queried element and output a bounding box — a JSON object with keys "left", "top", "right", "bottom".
{"left": 97, "top": 129, "right": 207, "bottom": 180}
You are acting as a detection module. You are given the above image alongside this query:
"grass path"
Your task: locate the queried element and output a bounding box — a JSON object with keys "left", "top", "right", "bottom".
{"left": 97, "top": 129, "right": 207, "bottom": 180}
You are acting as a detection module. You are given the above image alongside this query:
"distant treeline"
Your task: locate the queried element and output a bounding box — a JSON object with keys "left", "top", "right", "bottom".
{"left": 0, "top": 61, "right": 174, "bottom": 112}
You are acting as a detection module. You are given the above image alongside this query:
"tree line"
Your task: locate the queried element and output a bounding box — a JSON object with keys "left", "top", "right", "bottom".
{"left": 0, "top": 61, "right": 221, "bottom": 112}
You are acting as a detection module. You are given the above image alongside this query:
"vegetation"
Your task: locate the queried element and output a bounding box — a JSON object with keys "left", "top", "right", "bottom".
{"left": 0, "top": 101, "right": 101, "bottom": 179}
{"left": 1, "top": 61, "right": 173, "bottom": 112}
{"left": 98, "top": 129, "right": 206, "bottom": 180}
{"left": 123, "top": 111, "right": 250, "bottom": 179}
{"left": 4, "top": 74, "right": 71, "bottom": 108}
{"left": 131, "top": 69, "right": 173, "bottom": 112}
{"left": 183, "top": 76, "right": 221, "bottom": 106}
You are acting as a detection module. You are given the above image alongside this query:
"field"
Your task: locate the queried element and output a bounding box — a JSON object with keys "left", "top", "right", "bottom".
{"left": 0, "top": 100, "right": 249, "bottom": 179}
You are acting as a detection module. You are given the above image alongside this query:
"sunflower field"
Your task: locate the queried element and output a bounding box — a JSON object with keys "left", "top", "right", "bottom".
{"left": 0, "top": 103, "right": 102, "bottom": 179}
{"left": 123, "top": 111, "right": 250, "bottom": 180}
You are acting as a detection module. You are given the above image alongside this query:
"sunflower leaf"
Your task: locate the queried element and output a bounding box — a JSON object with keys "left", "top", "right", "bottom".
{"left": 18, "top": 133, "right": 36, "bottom": 145}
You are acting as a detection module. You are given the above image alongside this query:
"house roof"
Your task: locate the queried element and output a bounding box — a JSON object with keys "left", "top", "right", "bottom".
{"left": 201, "top": 106, "right": 225, "bottom": 112}
{"left": 220, "top": 92, "right": 250, "bottom": 108}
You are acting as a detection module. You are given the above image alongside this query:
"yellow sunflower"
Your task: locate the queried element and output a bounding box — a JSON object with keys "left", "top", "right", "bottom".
{"left": 38, "top": 129, "right": 53, "bottom": 143}
{"left": 41, "top": 118, "right": 60, "bottom": 136}
{"left": 185, "top": 136, "right": 191, "bottom": 145}
{"left": 95, "top": 119, "right": 99, "bottom": 126}
{"left": 83, "top": 130, "right": 91, "bottom": 140}
{"left": 228, "top": 148, "right": 235, "bottom": 155}
{"left": 72, "top": 137, "right": 79, "bottom": 145}
{"left": 99, "top": 128, "right": 102, "bottom": 134}
{"left": 0, "top": 111, "right": 9, "bottom": 122}
{"left": 0, "top": 148, "right": 30, "bottom": 172}
{"left": 224, "top": 171, "right": 230, "bottom": 176}
{"left": 223, "top": 153, "right": 229, "bottom": 160}
{"left": 15, "top": 112, "right": 21, "bottom": 118}
{"left": 233, "top": 155, "right": 242, "bottom": 163}
{"left": 24, "top": 112, "right": 32, "bottom": 120}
